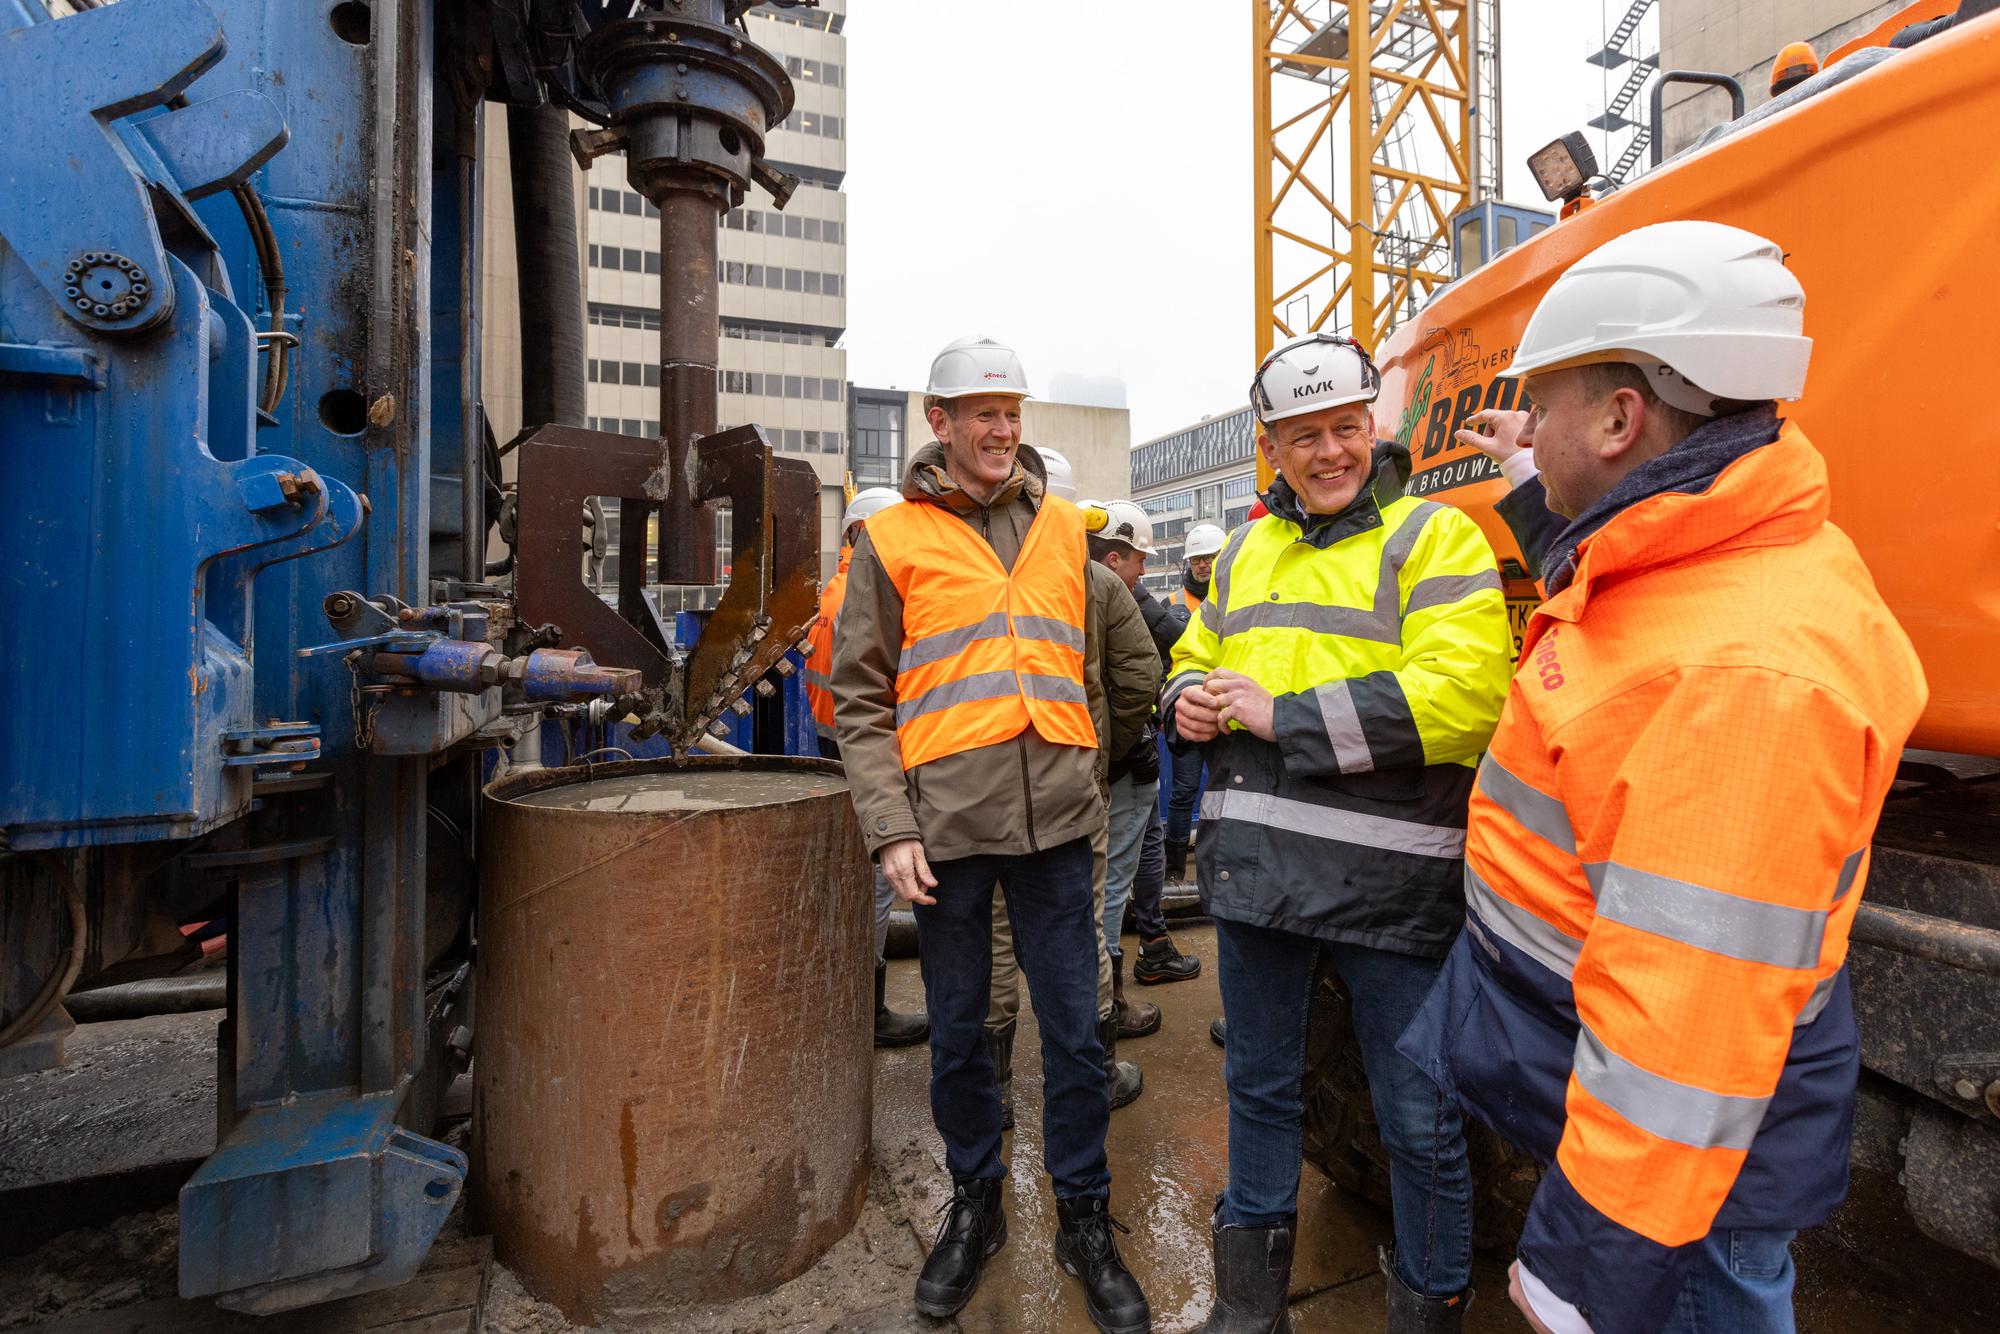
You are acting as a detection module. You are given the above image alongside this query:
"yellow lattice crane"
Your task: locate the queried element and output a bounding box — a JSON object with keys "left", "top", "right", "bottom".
{"left": 1251, "top": 1, "right": 1497, "bottom": 367}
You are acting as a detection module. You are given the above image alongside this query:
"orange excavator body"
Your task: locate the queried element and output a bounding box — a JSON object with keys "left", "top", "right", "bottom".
{"left": 1371, "top": 7, "right": 2000, "bottom": 756}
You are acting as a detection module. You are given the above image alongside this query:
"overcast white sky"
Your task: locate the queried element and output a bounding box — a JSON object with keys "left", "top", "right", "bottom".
{"left": 841, "top": 1, "right": 1614, "bottom": 443}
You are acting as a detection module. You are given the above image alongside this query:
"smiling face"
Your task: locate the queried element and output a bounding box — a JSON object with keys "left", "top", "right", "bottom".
{"left": 1258, "top": 401, "right": 1375, "bottom": 515}
{"left": 928, "top": 393, "right": 1025, "bottom": 504}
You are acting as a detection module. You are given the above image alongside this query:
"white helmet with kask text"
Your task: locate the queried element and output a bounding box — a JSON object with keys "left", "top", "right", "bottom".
{"left": 926, "top": 335, "right": 1032, "bottom": 400}
{"left": 1508, "top": 220, "right": 1811, "bottom": 415}
{"left": 1250, "top": 333, "right": 1380, "bottom": 425}
{"left": 1183, "top": 523, "right": 1226, "bottom": 561}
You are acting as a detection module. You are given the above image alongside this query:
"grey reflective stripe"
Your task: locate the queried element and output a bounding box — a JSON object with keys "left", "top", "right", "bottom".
{"left": 1795, "top": 971, "right": 1839, "bottom": 1027}
{"left": 1380, "top": 501, "right": 1442, "bottom": 592}
{"left": 1020, "top": 673, "right": 1087, "bottom": 706}
{"left": 1313, "top": 681, "right": 1374, "bottom": 774}
{"left": 1404, "top": 569, "right": 1503, "bottom": 615}
{"left": 1573, "top": 1025, "right": 1770, "bottom": 1152}
{"left": 895, "top": 670, "right": 1020, "bottom": 725}
{"left": 1476, "top": 754, "right": 1576, "bottom": 855}
{"left": 1464, "top": 863, "right": 1581, "bottom": 978}
{"left": 1219, "top": 599, "right": 1400, "bottom": 644}
{"left": 815, "top": 720, "right": 838, "bottom": 740}
{"left": 1833, "top": 847, "right": 1865, "bottom": 901}
{"left": 1587, "top": 863, "right": 1828, "bottom": 970}
{"left": 1200, "top": 787, "right": 1465, "bottom": 859}
{"left": 1011, "top": 614, "right": 1084, "bottom": 652}
{"left": 898, "top": 612, "right": 1011, "bottom": 673}
{"left": 1211, "top": 523, "right": 1255, "bottom": 618}
{"left": 802, "top": 666, "right": 834, "bottom": 691}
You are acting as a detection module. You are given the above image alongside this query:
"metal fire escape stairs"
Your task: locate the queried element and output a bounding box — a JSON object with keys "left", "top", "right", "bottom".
{"left": 1586, "top": 0, "right": 1659, "bottom": 183}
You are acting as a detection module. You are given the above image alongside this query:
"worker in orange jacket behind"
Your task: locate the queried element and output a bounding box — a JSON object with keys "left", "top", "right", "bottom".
{"left": 1398, "top": 221, "right": 1928, "bottom": 1334}
{"left": 805, "top": 485, "right": 929, "bottom": 1048}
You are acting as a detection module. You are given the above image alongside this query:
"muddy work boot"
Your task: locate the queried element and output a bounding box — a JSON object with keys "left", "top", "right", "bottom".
{"left": 1133, "top": 932, "right": 1202, "bottom": 985}
{"left": 1164, "top": 837, "right": 1189, "bottom": 881}
{"left": 1112, "top": 951, "right": 1160, "bottom": 1039}
{"left": 1100, "top": 1014, "right": 1144, "bottom": 1110}
{"left": 1054, "top": 1194, "right": 1151, "bottom": 1334}
{"left": 988, "top": 1019, "right": 1016, "bottom": 1131}
{"left": 914, "top": 1176, "right": 1008, "bottom": 1318}
{"left": 1381, "top": 1247, "right": 1471, "bottom": 1333}
{"left": 1200, "top": 1202, "right": 1295, "bottom": 1333}
{"left": 874, "top": 963, "right": 929, "bottom": 1048}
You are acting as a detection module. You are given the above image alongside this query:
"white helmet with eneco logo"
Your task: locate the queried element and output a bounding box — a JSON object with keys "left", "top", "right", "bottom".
{"left": 926, "top": 335, "right": 1032, "bottom": 400}
{"left": 1082, "top": 499, "right": 1156, "bottom": 556}
{"left": 1250, "top": 333, "right": 1380, "bottom": 425}
{"left": 1183, "top": 523, "right": 1226, "bottom": 560}
{"left": 1037, "top": 447, "right": 1077, "bottom": 501}
{"left": 841, "top": 486, "right": 900, "bottom": 538}
{"left": 1508, "top": 220, "right": 1811, "bottom": 414}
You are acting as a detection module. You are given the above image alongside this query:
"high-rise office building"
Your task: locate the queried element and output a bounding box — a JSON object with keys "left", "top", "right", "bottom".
{"left": 579, "top": 0, "right": 850, "bottom": 590}
{"left": 1129, "top": 407, "right": 1261, "bottom": 600}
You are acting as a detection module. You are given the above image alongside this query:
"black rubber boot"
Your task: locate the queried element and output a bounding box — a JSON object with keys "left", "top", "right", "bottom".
{"left": 989, "top": 1019, "right": 1016, "bottom": 1131}
{"left": 1381, "top": 1247, "right": 1472, "bottom": 1333}
{"left": 1133, "top": 932, "right": 1202, "bottom": 985}
{"left": 1054, "top": 1194, "right": 1151, "bottom": 1334}
{"left": 1209, "top": 1016, "right": 1227, "bottom": 1048}
{"left": 875, "top": 963, "right": 929, "bottom": 1048}
{"left": 1113, "top": 951, "right": 1161, "bottom": 1039}
{"left": 1199, "top": 1201, "right": 1294, "bottom": 1333}
{"left": 1164, "top": 838, "right": 1188, "bottom": 880}
{"left": 913, "top": 1177, "right": 1008, "bottom": 1318}
{"left": 1101, "top": 1014, "right": 1144, "bottom": 1110}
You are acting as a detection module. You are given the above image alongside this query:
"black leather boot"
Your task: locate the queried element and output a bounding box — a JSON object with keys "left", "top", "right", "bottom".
{"left": 1133, "top": 932, "right": 1202, "bottom": 985}
{"left": 1164, "top": 837, "right": 1188, "bottom": 880}
{"left": 1113, "top": 951, "right": 1161, "bottom": 1039}
{"left": 1209, "top": 1016, "right": 1228, "bottom": 1048}
{"left": 875, "top": 963, "right": 929, "bottom": 1048}
{"left": 1199, "top": 1202, "right": 1294, "bottom": 1333}
{"left": 1381, "top": 1247, "right": 1472, "bottom": 1333}
{"left": 988, "top": 1019, "right": 1016, "bottom": 1131}
{"left": 913, "top": 1176, "right": 1007, "bottom": 1318}
{"left": 1101, "top": 1014, "right": 1143, "bottom": 1110}
{"left": 1054, "top": 1194, "right": 1151, "bottom": 1334}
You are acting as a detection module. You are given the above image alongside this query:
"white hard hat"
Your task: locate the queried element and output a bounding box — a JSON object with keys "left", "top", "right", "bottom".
{"left": 1183, "top": 523, "right": 1226, "bottom": 560}
{"left": 1250, "top": 333, "right": 1380, "bottom": 425}
{"left": 1037, "top": 447, "right": 1077, "bottom": 501}
{"left": 926, "top": 334, "right": 1032, "bottom": 400}
{"left": 841, "top": 486, "right": 900, "bottom": 535}
{"left": 1082, "top": 499, "right": 1156, "bottom": 556}
{"left": 1509, "top": 220, "right": 1811, "bottom": 413}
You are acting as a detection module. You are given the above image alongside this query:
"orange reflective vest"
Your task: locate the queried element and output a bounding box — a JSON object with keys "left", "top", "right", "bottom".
{"left": 866, "top": 496, "right": 1096, "bottom": 771}
{"left": 1179, "top": 586, "right": 1200, "bottom": 613}
{"left": 803, "top": 547, "right": 849, "bottom": 742}
{"left": 1399, "top": 418, "right": 1928, "bottom": 1331}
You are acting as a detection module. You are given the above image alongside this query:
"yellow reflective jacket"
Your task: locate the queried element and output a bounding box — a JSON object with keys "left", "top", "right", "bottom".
{"left": 1163, "top": 471, "right": 1512, "bottom": 954}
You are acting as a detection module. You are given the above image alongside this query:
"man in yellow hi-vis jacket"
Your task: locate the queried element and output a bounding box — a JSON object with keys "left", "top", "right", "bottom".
{"left": 1164, "top": 334, "right": 1512, "bottom": 1334}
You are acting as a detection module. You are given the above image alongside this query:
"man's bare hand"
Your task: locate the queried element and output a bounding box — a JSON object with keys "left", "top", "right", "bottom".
{"left": 879, "top": 838, "right": 938, "bottom": 906}
{"left": 1455, "top": 407, "right": 1532, "bottom": 462}
{"left": 1206, "top": 670, "right": 1276, "bottom": 742}
{"left": 1508, "top": 1261, "right": 1563, "bottom": 1334}
{"left": 1174, "top": 684, "right": 1224, "bottom": 743}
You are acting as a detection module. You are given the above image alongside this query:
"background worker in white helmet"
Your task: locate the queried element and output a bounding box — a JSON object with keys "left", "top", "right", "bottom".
{"left": 1080, "top": 500, "right": 1203, "bottom": 1006}
{"left": 1399, "top": 221, "right": 1926, "bottom": 1334}
{"left": 1164, "top": 521, "right": 1228, "bottom": 880}
{"left": 831, "top": 337, "right": 1150, "bottom": 1332}
{"left": 803, "top": 486, "right": 929, "bottom": 1048}
{"left": 983, "top": 455, "right": 1158, "bottom": 1122}
{"left": 1164, "top": 333, "right": 1511, "bottom": 1332}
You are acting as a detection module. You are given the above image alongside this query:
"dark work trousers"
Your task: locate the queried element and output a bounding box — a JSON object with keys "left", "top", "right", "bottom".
{"left": 1166, "top": 742, "right": 1205, "bottom": 844}
{"left": 1129, "top": 810, "right": 1168, "bottom": 940}
{"left": 914, "top": 837, "right": 1110, "bottom": 1199}
{"left": 1215, "top": 917, "right": 1473, "bottom": 1297}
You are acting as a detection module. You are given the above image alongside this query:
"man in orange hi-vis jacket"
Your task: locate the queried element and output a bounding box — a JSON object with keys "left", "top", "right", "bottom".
{"left": 1398, "top": 221, "right": 1927, "bottom": 1334}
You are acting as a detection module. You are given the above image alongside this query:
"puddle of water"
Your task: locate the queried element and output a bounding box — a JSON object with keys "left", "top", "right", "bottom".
{"left": 506, "top": 769, "right": 847, "bottom": 814}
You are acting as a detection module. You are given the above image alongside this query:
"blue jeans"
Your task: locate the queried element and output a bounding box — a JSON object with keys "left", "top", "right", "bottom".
{"left": 1660, "top": 1228, "right": 1797, "bottom": 1333}
{"left": 914, "top": 837, "right": 1109, "bottom": 1198}
{"left": 1166, "top": 741, "right": 1204, "bottom": 843}
{"left": 1102, "top": 775, "right": 1158, "bottom": 958}
{"left": 1215, "top": 918, "right": 1472, "bottom": 1297}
